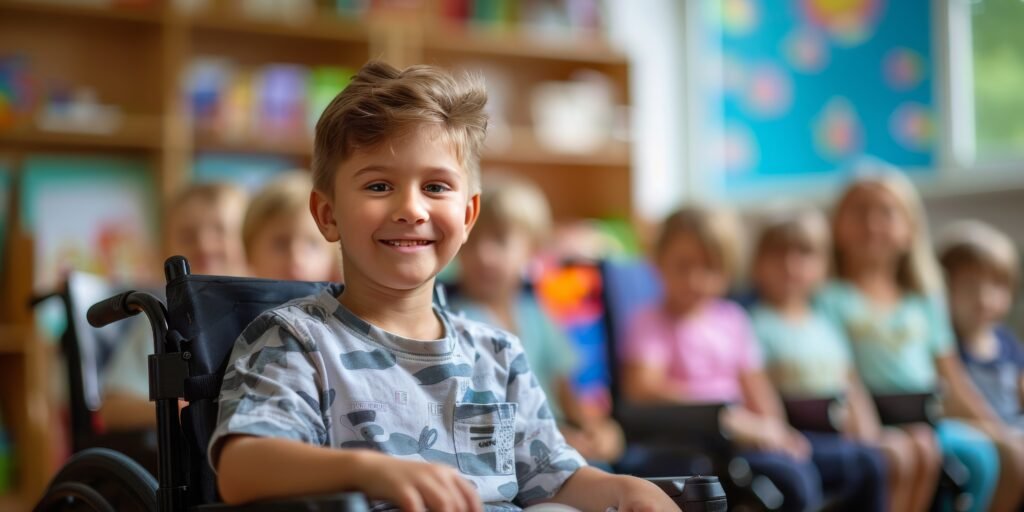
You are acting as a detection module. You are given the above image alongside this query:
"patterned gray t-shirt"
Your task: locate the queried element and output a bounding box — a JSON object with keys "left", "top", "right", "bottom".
{"left": 209, "top": 289, "right": 586, "bottom": 510}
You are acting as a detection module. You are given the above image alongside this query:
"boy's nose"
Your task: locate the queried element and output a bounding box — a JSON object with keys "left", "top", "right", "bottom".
{"left": 392, "top": 190, "right": 429, "bottom": 224}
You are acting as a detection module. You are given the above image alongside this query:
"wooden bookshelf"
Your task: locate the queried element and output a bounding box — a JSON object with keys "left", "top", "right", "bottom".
{"left": 0, "top": 1, "right": 632, "bottom": 508}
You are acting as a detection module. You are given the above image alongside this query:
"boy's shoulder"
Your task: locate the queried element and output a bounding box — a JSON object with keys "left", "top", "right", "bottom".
{"left": 238, "top": 288, "right": 341, "bottom": 345}
{"left": 444, "top": 310, "right": 523, "bottom": 357}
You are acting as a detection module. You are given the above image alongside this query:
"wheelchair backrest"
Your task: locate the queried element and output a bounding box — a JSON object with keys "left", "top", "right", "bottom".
{"left": 164, "top": 267, "right": 340, "bottom": 504}
{"left": 597, "top": 259, "right": 663, "bottom": 405}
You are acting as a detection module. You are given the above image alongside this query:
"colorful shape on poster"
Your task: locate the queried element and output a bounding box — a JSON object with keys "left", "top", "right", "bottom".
{"left": 813, "top": 96, "right": 863, "bottom": 160}
{"left": 802, "top": 0, "right": 882, "bottom": 47}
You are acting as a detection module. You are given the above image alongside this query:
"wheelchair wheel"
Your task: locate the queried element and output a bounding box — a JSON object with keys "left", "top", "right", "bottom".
{"left": 35, "top": 482, "right": 116, "bottom": 512}
{"left": 39, "top": 448, "right": 158, "bottom": 512}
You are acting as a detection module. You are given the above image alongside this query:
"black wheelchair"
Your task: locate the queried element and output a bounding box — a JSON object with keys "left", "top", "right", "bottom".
{"left": 597, "top": 259, "right": 973, "bottom": 512}
{"left": 34, "top": 256, "right": 727, "bottom": 512}
{"left": 31, "top": 271, "right": 159, "bottom": 475}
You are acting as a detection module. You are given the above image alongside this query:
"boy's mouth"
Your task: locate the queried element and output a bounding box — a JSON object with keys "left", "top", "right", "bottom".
{"left": 380, "top": 239, "right": 434, "bottom": 247}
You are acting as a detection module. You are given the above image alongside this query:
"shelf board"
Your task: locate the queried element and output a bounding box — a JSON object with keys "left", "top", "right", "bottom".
{"left": 0, "top": 0, "right": 163, "bottom": 24}
{"left": 192, "top": 127, "right": 630, "bottom": 167}
{"left": 425, "top": 23, "right": 628, "bottom": 65}
{"left": 185, "top": 9, "right": 368, "bottom": 44}
{"left": 484, "top": 127, "right": 629, "bottom": 167}
{"left": 193, "top": 130, "right": 313, "bottom": 157}
{"left": 0, "top": 125, "right": 162, "bottom": 152}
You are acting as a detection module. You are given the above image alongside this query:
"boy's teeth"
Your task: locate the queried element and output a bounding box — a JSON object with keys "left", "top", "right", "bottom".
{"left": 386, "top": 240, "right": 429, "bottom": 247}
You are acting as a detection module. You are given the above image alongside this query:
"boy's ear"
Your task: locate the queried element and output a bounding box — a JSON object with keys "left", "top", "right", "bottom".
{"left": 310, "top": 189, "right": 340, "bottom": 243}
{"left": 462, "top": 193, "right": 480, "bottom": 243}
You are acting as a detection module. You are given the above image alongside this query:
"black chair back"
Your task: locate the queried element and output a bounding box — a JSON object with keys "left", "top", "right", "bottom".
{"left": 163, "top": 259, "right": 340, "bottom": 505}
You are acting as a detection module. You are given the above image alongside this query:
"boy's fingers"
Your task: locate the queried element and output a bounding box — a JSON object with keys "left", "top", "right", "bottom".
{"left": 453, "top": 474, "right": 483, "bottom": 512}
{"left": 418, "top": 476, "right": 455, "bottom": 512}
{"left": 394, "top": 486, "right": 426, "bottom": 512}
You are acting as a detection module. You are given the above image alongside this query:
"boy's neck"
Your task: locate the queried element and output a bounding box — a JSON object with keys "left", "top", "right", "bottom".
{"left": 959, "top": 324, "right": 1000, "bottom": 360}
{"left": 765, "top": 295, "right": 810, "bottom": 321}
{"left": 339, "top": 274, "right": 444, "bottom": 341}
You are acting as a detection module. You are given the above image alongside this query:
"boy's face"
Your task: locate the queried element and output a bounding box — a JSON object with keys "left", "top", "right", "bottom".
{"left": 754, "top": 239, "right": 827, "bottom": 306}
{"left": 948, "top": 262, "right": 1013, "bottom": 333}
{"left": 312, "top": 125, "right": 479, "bottom": 293}
{"left": 459, "top": 222, "right": 534, "bottom": 302}
{"left": 170, "top": 196, "right": 247, "bottom": 276}
{"left": 249, "top": 210, "right": 338, "bottom": 282}
{"left": 656, "top": 232, "right": 728, "bottom": 315}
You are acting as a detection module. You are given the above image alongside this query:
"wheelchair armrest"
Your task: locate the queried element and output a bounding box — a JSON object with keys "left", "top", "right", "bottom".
{"left": 195, "top": 492, "right": 369, "bottom": 512}
{"left": 782, "top": 395, "right": 844, "bottom": 433}
{"left": 645, "top": 476, "right": 727, "bottom": 512}
{"left": 616, "top": 403, "right": 729, "bottom": 450}
{"left": 872, "top": 392, "right": 942, "bottom": 426}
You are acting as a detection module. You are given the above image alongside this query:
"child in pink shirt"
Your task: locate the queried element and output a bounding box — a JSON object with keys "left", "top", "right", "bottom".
{"left": 622, "top": 206, "right": 887, "bottom": 512}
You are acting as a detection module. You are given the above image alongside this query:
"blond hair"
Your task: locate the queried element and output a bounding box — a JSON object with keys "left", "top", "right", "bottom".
{"left": 168, "top": 181, "right": 246, "bottom": 218}
{"left": 656, "top": 206, "right": 743, "bottom": 279}
{"left": 312, "top": 61, "right": 488, "bottom": 194}
{"left": 939, "top": 220, "right": 1019, "bottom": 287}
{"left": 832, "top": 168, "right": 942, "bottom": 294}
{"left": 242, "top": 171, "right": 314, "bottom": 254}
{"left": 755, "top": 207, "right": 831, "bottom": 258}
{"left": 475, "top": 174, "right": 552, "bottom": 245}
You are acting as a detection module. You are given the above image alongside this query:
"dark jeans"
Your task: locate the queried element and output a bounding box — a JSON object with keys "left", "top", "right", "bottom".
{"left": 616, "top": 433, "right": 887, "bottom": 512}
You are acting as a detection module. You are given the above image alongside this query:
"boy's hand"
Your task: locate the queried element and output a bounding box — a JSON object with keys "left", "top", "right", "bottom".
{"left": 357, "top": 453, "right": 482, "bottom": 512}
{"left": 610, "top": 475, "right": 680, "bottom": 512}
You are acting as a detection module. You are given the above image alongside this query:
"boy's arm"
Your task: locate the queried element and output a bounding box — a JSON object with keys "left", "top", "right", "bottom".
{"left": 217, "top": 435, "right": 481, "bottom": 512}
{"left": 546, "top": 467, "right": 678, "bottom": 511}
{"left": 622, "top": 362, "right": 685, "bottom": 404}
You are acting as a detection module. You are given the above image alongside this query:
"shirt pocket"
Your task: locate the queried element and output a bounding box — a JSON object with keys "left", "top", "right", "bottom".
{"left": 453, "top": 402, "right": 517, "bottom": 476}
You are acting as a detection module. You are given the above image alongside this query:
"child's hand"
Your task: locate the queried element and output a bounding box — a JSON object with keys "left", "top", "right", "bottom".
{"left": 758, "top": 421, "right": 810, "bottom": 460}
{"left": 610, "top": 475, "right": 681, "bottom": 512}
{"left": 357, "top": 453, "right": 482, "bottom": 512}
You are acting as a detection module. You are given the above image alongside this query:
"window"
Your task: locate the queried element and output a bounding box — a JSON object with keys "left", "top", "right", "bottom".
{"left": 971, "top": 0, "right": 1024, "bottom": 162}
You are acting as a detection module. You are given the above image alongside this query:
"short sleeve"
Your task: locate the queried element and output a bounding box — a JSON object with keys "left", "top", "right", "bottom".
{"left": 622, "top": 307, "right": 669, "bottom": 367}
{"left": 813, "top": 281, "right": 846, "bottom": 328}
{"left": 924, "top": 294, "right": 955, "bottom": 357}
{"left": 208, "top": 312, "right": 330, "bottom": 469}
{"left": 102, "top": 317, "right": 152, "bottom": 399}
{"left": 536, "top": 308, "right": 578, "bottom": 379}
{"left": 750, "top": 307, "right": 780, "bottom": 365}
{"left": 504, "top": 335, "right": 586, "bottom": 506}
{"left": 996, "top": 327, "right": 1024, "bottom": 369}
{"left": 727, "top": 303, "right": 763, "bottom": 371}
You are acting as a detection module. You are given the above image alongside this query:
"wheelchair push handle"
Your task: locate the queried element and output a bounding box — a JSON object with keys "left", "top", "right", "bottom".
{"left": 87, "top": 291, "right": 139, "bottom": 328}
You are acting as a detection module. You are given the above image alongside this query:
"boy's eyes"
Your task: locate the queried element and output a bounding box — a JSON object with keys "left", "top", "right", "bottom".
{"left": 364, "top": 182, "right": 451, "bottom": 193}
{"left": 423, "top": 183, "right": 451, "bottom": 193}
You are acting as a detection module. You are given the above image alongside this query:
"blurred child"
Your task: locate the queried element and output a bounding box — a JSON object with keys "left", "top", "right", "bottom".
{"left": 623, "top": 206, "right": 886, "bottom": 512}
{"left": 453, "top": 175, "right": 624, "bottom": 464}
{"left": 939, "top": 220, "right": 1024, "bottom": 512}
{"left": 751, "top": 208, "right": 930, "bottom": 511}
{"left": 243, "top": 171, "right": 341, "bottom": 282}
{"left": 821, "top": 170, "right": 1007, "bottom": 512}
{"left": 102, "top": 182, "right": 248, "bottom": 429}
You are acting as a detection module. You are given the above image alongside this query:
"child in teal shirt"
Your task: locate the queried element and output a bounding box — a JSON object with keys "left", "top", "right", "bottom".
{"left": 453, "top": 175, "right": 623, "bottom": 465}
{"left": 823, "top": 170, "right": 1004, "bottom": 512}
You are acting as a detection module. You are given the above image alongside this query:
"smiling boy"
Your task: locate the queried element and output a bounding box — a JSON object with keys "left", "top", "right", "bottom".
{"left": 208, "top": 61, "right": 676, "bottom": 512}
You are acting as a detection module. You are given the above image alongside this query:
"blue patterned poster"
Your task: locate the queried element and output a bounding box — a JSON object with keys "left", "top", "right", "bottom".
{"left": 703, "top": 0, "right": 935, "bottom": 197}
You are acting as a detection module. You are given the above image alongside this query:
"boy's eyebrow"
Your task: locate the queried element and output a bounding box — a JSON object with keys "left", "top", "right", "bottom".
{"left": 352, "top": 165, "right": 462, "bottom": 179}
{"left": 352, "top": 165, "right": 392, "bottom": 179}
